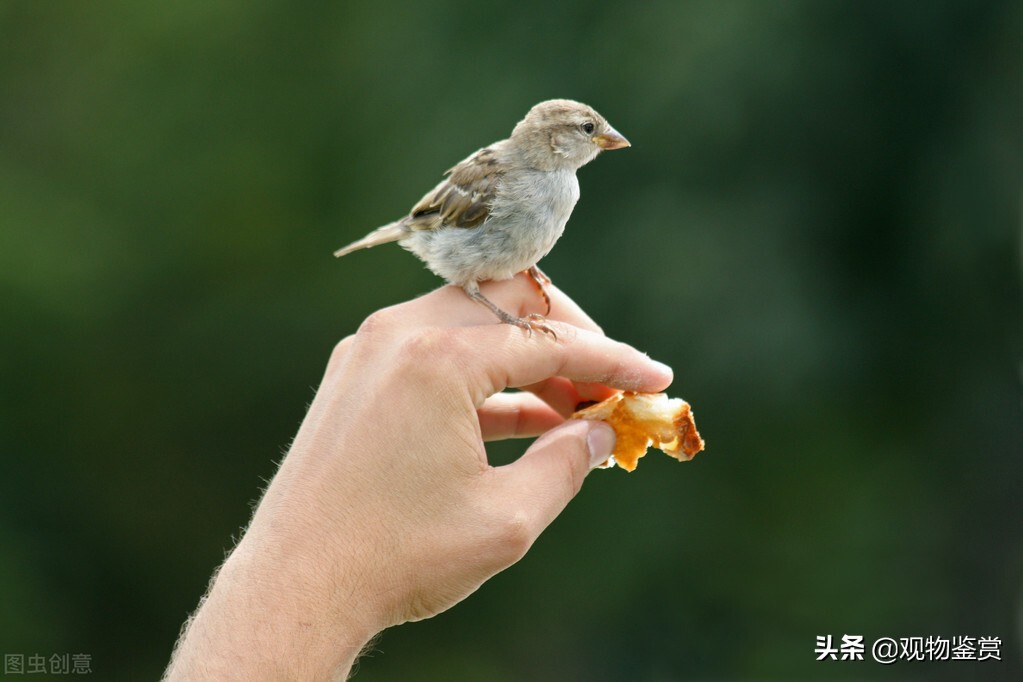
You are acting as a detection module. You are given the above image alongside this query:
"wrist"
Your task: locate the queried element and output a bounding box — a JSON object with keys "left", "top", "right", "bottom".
{"left": 165, "top": 531, "right": 383, "bottom": 680}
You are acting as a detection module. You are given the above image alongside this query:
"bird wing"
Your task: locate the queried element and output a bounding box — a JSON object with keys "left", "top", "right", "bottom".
{"left": 404, "top": 146, "right": 504, "bottom": 231}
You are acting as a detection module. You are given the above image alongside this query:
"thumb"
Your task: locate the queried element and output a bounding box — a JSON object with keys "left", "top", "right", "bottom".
{"left": 495, "top": 419, "right": 616, "bottom": 538}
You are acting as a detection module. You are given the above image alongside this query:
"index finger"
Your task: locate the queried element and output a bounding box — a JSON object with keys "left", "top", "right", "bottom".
{"left": 456, "top": 322, "right": 673, "bottom": 404}
{"left": 381, "top": 273, "right": 605, "bottom": 335}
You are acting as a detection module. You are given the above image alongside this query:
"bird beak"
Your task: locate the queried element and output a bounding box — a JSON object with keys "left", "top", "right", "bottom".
{"left": 593, "top": 126, "right": 630, "bottom": 150}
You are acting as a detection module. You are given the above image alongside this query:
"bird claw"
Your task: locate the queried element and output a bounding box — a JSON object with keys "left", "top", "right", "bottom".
{"left": 526, "top": 266, "right": 553, "bottom": 316}
{"left": 515, "top": 313, "right": 557, "bottom": 340}
{"left": 463, "top": 282, "right": 557, "bottom": 340}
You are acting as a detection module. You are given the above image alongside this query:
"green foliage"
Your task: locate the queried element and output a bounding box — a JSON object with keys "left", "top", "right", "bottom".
{"left": 1, "top": 1, "right": 1019, "bottom": 679}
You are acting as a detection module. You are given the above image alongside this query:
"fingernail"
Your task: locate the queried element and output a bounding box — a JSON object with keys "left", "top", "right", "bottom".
{"left": 586, "top": 422, "right": 617, "bottom": 469}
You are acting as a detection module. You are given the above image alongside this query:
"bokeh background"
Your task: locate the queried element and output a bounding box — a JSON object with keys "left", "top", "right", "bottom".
{"left": 1, "top": 1, "right": 1020, "bottom": 679}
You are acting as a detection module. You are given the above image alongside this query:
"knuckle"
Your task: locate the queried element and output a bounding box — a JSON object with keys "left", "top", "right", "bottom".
{"left": 395, "top": 327, "right": 468, "bottom": 372}
{"left": 330, "top": 335, "right": 355, "bottom": 361}
{"left": 493, "top": 508, "right": 534, "bottom": 561}
{"left": 550, "top": 321, "right": 576, "bottom": 347}
{"left": 326, "top": 334, "right": 356, "bottom": 374}
{"left": 356, "top": 305, "right": 403, "bottom": 338}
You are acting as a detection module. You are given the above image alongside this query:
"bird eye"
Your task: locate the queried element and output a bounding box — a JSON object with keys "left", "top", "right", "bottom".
{"left": 582, "top": 122, "right": 595, "bottom": 135}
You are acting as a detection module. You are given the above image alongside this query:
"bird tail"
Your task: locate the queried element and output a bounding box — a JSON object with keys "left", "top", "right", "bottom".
{"left": 333, "top": 221, "right": 407, "bottom": 258}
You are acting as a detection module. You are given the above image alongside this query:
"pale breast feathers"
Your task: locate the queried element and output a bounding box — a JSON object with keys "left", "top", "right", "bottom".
{"left": 405, "top": 147, "right": 504, "bottom": 230}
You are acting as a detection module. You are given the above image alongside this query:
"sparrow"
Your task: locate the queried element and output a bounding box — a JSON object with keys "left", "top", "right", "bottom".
{"left": 334, "top": 99, "right": 630, "bottom": 335}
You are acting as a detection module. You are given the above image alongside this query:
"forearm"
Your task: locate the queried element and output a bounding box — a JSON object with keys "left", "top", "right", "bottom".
{"left": 163, "top": 534, "right": 379, "bottom": 681}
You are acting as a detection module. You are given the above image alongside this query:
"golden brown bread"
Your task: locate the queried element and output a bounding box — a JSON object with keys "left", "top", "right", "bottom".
{"left": 572, "top": 391, "right": 705, "bottom": 472}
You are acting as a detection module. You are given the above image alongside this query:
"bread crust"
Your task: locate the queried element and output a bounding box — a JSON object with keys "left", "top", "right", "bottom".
{"left": 572, "top": 391, "right": 705, "bottom": 472}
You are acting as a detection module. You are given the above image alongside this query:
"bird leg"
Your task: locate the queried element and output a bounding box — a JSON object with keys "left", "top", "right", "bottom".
{"left": 525, "top": 265, "right": 553, "bottom": 316}
{"left": 462, "top": 281, "right": 557, "bottom": 339}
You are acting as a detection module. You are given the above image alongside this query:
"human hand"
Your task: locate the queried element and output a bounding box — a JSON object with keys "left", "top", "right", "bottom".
{"left": 164, "top": 274, "right": 672, "bottom": 680}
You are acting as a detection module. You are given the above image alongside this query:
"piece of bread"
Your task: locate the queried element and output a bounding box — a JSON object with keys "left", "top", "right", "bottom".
{"left": 572, "top": 391, "right": 705, "bottom": 472}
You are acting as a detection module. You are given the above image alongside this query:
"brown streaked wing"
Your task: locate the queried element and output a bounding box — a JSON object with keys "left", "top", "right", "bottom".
{"left": 405, "top": 147, "right": 503, "bottom": 230}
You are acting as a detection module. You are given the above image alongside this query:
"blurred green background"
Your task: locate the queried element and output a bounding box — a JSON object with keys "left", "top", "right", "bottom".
{"left": 1, "top": 1, "right": 1020, "bottom": 679}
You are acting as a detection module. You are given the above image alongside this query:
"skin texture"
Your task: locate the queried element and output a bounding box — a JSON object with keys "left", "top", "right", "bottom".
{"left": 333, "top": 99, "right": 629, "bottom": 331}
{"left": 163, "top": 275, "right": 672, "bottom": 681}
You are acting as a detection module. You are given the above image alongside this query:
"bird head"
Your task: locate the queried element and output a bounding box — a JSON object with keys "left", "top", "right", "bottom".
{"left": 510, "top": 99, "right": 630, "bottom": 171}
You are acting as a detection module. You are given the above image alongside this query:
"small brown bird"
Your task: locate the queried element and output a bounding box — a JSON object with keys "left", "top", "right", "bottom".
{"left": 334, "top": 99, "right": 629, "bottom": 334}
